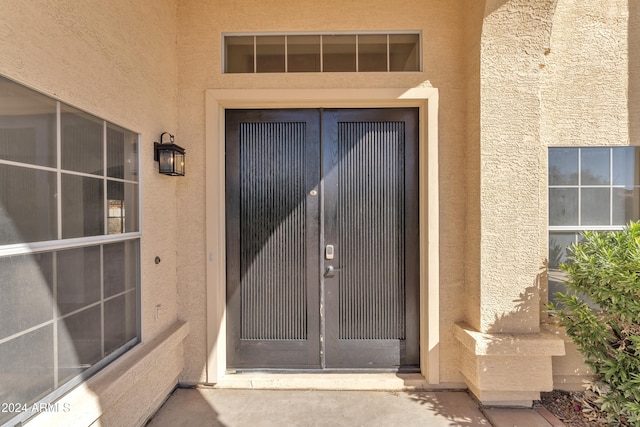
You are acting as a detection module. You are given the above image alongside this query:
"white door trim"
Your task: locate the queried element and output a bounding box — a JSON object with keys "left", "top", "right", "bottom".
{"left": 204, "top": 87, "right": 440, "bottom": 384}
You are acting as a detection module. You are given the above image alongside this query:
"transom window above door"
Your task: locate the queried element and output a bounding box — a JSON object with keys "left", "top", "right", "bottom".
{"left": 223, "top": 32, "right": 421, "bottom": 73}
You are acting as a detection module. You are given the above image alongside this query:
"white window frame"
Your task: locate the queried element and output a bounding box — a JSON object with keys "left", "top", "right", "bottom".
{"left": 0, "top": 77, "right": 142, "bottom": 427}
{"left": 547, "top": 146, "right": 640, "bottom": 305}
{"left": 549, "top": 146, "right": 640, "bottom": 234}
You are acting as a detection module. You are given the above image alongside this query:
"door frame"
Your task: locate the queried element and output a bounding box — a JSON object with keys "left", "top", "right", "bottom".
{"left": 205, "top": 87, "right": 440, "bottom": 384}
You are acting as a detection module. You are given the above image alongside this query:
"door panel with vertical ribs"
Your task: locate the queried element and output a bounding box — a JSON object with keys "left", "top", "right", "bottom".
{"left": 225, "top": 109, "right": 321, "bottom": 368}
{"left": 225, "top": 108, "right": 419, "bottom": 370}
{"left": 322, "top": 109, "right": 419, "bottom": 368}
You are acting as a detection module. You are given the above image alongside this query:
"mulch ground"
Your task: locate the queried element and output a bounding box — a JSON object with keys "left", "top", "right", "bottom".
{"left": 535, "top": 390, "right": 613, "bottom": 426}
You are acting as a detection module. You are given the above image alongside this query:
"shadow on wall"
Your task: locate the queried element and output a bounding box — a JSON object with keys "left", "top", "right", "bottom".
{"left": 487, "top": 272, "right": 543, "bottom": 334}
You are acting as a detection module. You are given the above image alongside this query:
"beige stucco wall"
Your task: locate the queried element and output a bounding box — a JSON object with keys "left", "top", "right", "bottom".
{"left": 0, "top": 0, "right": 186, "bottom": 424}
{"left": 457, "top": 0, "right": 637, "bottom": 402}
{"left": 476, "top": 0, "right": 557, "bottom": 334}
{"left": 460, "top": 0, "right": 635, "bottom": 402}
{"left": 456, "top": 0, "right": 568, "bottom": 405}
{"left": 542, "top": 0, "right": 631, "bottom": 149}
{"left": 176, "top": 0, "right": 468, "bottom": 384}
{"left": 541, "top": 0, "right": 635, "bottom": 388}
{"left": 462, "top": 0, "right": 485, "bottom": 342}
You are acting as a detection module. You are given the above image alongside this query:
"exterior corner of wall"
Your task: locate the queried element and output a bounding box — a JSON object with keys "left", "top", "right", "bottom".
{"left": 454, "top": 322, "right": 566, "bottom": 405}
{"left": 475, "top": 0, "right": 558, "bottom": 337}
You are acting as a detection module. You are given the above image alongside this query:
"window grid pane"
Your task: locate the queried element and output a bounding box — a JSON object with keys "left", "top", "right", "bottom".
{"left": 224, "top": 36, "right": 254, "bottom": 73}
{"left": 549, "top": 188, "right": 578, "bottom": 226}
{"left": 323, "top": 34, "right": 357, "bottom": 72}
{"left": 581, "top": 187, "right": 610, "bottom": 225}
{"left": 0, "top": 164, "right": 57, "bottom": 244}
{"left": 107, "top": 180, "right": 139, "bottom": 234}
{"left": 580, "top": 147, "right": 610, "bottom": 185}
{"left": 256, "top": 36, "right": 285, "bottom": 73}
{"left": 549, "top": 148, "right": 578, "bottom": 185}
{"left": 57, "top": 305, "right": 102, "bottom": 384}
{"left": 61, "top": 106, "right": 104, "bottom": 176}
{"left": 61, "top": 174, "right": 104, "bottom": 239}
{"left": 107, "top": 124, "right": 138, "bottom": 182}
{"left": 358, "top": 34, "right": 388, "bottom": 72}
{"left": 612, "top": 188, "right": 640, "bottom": 224}
{"left": 0, "top": 253, "right": 54, "bottom": 340}
{"left": 0, "top": 325, "right": 55, "bottom": 424}
{"left": 287, "top": 35, "right": 321, "bottom": 73}
{"left": 0, "top": 77, "right": 57, "bottom": 167}
{"left": 389, "top": 33, "right": 420, "bottom": 71}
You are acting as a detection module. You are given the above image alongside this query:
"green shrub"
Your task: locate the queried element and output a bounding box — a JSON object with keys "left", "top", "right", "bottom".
{"left": 548, "top": 222, "right": 640, "bottom": 426}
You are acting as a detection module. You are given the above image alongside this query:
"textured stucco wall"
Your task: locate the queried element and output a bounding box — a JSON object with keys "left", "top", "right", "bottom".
{"left": 0, "top": 0, "right": 184, "bottom": 424}
{"left": 458, "top": 3, "right": 562, "bottom": 401}
{"left": 460, "top": 0, "right": 635, "bottom": 398}
{"left": 462, "top": 0, "right": 485, "bottom": 341}
{"left": 176, "top": 0, "right": 467, "bottom": 384}
{"left": 473, "top": 0, "right": 557, "bottom": 334}
{"left": 542, "top": 0, "right": 630, "bottom": 149}
{"left": 541, "top": 0, "right": 634, "bottom": 388}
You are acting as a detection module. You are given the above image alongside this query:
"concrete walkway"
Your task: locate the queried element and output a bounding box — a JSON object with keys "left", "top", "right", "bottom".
{"left": 146, "top": 388, "right": 563, "bottom": 427}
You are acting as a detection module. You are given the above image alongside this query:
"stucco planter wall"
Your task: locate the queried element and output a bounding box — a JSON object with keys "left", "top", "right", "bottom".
{"left": 455, "top": 322, "right": 565, "bottom": 406}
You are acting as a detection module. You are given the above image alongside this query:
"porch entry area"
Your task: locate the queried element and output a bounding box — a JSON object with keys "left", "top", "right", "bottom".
{"left": 225, "top": 108, "right": 419, "bottom": 371}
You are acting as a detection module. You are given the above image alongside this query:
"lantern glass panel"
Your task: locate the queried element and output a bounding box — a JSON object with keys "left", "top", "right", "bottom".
{"left": 158, "top": 150, "right": 175, "bottom": 174}
{"left": 174, "top": 152, "right": 185, "bottom": 176}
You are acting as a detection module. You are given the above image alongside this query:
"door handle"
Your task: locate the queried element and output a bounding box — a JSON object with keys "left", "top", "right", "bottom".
{"left": 324, "top": 265, "right": 342, "bottom": 277}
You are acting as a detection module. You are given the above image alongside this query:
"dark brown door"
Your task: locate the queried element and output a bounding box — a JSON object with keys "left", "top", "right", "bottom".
{"left": 225, "top": 108, "right": 419, "bottom": 370}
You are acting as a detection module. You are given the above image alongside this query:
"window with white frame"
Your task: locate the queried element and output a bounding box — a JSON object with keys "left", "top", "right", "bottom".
{"left": 224, "top": 32, "right": 421, "bottom": 73}
{"left": 0, "top": 76, "right": 140, "bottom": 426}
{"left": 548, "top": 147, "right": 640, "bottom": 301}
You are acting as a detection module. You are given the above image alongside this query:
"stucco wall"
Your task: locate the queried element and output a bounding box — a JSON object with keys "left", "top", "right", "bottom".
{"left": 457, "top": 1, "right": 569, "bottom": 404}
{"left": 541, "top": 0, "right": 634, "bottom": 388}
{"left": 0, "top": 0, "right": 185, "bottom": 424}
{"left": 458, "top": 0, "right": 636, "bottom": 398}
{"left": 474, "top": 0, "right": 556, "bottom": 334}
{"left": 176, "top": 0, "right": 467, "bottom": 384}
{"left": 462, "top": 0, "right": 485, "bottom": 341}
{"left": 542, "top": 0, "right": 630, "bottom": 149}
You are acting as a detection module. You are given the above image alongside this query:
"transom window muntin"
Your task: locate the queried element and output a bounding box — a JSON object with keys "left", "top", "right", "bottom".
{"left": 224, "top": 32, "right": 421, "bottom": 73}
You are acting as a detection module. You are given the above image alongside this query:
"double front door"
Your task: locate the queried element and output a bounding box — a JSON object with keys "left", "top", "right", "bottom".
{"left": 225, "top": 108, "right": 419, "bottom": 370}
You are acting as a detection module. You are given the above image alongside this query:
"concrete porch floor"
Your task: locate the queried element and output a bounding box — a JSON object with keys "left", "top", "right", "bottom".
{"left": 146, "top": 388, "right": 563, "bottom": 427}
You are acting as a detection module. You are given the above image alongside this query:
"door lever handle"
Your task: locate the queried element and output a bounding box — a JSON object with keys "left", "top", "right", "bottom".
{"left": 324, "top": 265, "right": 342, "bottom": 277}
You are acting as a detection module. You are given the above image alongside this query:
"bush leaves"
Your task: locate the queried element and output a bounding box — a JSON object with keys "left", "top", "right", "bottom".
{"left": 548, "top": 222, "right": 640, "bottom": 426}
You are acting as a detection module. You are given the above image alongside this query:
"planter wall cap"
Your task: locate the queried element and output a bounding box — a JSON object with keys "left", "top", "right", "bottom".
{"left": 454, "top": 322, "right": 566, "bottom": 357}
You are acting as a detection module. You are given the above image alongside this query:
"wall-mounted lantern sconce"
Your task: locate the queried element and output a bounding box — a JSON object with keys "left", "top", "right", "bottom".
{"left": 154, "top": 132, "right": 185, "bottom": 176}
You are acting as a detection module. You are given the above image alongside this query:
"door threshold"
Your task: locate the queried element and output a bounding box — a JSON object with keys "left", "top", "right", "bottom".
{"left": 214, "top": 372, "right": 457, "bottom": 391}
